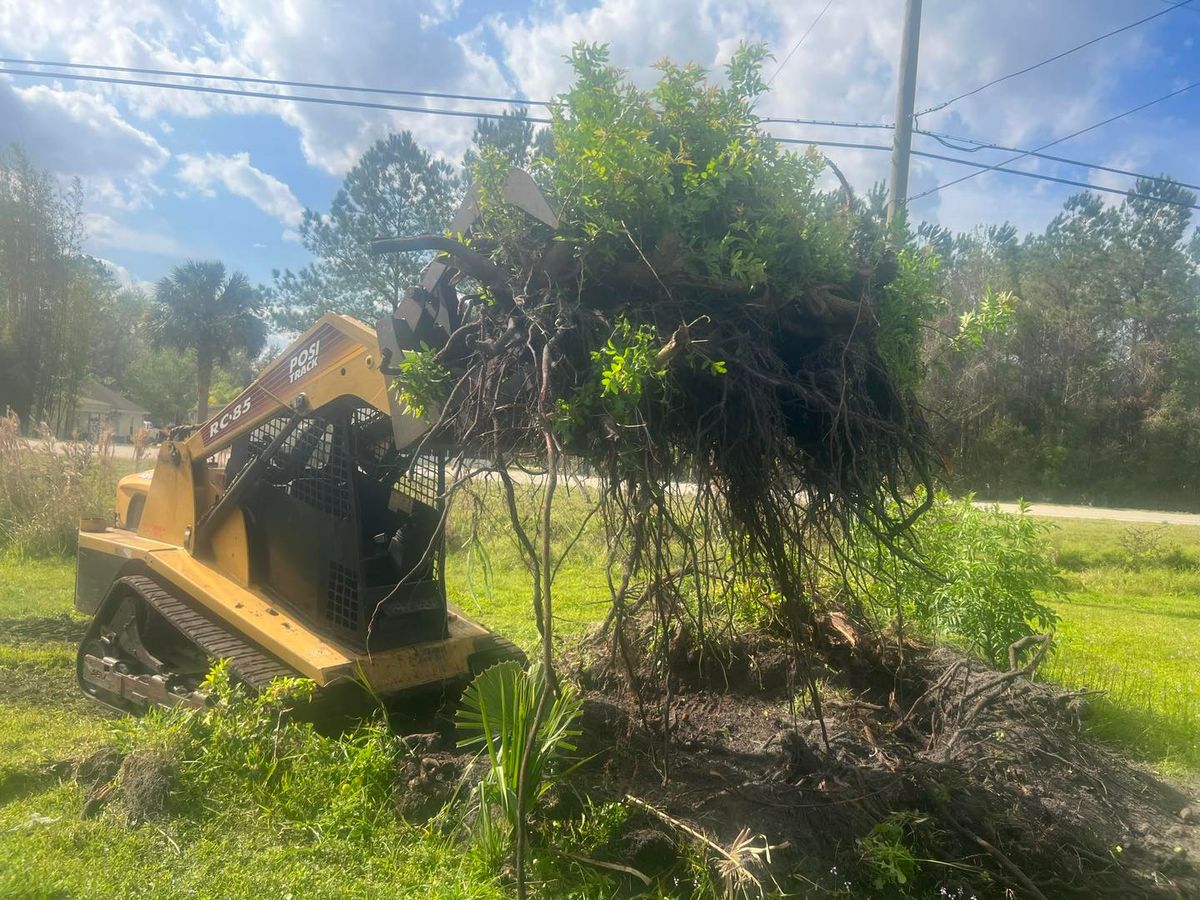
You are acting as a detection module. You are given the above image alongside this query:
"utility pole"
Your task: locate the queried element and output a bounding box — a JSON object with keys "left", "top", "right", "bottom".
{"left": 887, "top": 0, "right": 923, "bottom": 223}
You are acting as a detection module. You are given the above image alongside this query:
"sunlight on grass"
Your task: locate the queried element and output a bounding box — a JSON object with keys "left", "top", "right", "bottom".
{"left": 1040, "top": 517, "right": 1200, "bottom": 776}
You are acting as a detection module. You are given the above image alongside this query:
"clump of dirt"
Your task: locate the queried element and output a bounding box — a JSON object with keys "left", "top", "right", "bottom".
{"left": 116, "top": 749, "right": 178, "bottom": 824}
{"left": 569, "top": 631, "right": 1199, "bottom": 897}
{"left": 394, "top": 732, "right": 473, "bottom": 823}
{"left": 74, "top": 747, "right": 123, "bottom": 789}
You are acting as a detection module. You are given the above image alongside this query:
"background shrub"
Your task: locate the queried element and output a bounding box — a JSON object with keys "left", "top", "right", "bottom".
{"left": 849, "top": 492, "right": 1062, "bottom": 666}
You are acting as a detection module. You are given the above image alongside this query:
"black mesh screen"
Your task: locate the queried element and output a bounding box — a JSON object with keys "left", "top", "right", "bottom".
{"left": 349, "top": 406, "right": 443, "bottom": 507}
{"left": 222, "top": 398, "right": 447, "bottom": 651}
{"left": 325, "top": 561, "right": 359, "bottom": 630}
{"left": 231, "top": 413, "right": 353, "bottom": 519}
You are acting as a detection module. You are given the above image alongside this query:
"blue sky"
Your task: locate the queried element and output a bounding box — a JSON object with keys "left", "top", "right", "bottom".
{"left": 1, "top": 0, "right": 1197, "bottom": 296}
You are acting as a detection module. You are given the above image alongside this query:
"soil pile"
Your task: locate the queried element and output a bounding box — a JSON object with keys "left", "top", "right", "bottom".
{"left": 566, "top": 635, "right": 1199, "bottom": 897}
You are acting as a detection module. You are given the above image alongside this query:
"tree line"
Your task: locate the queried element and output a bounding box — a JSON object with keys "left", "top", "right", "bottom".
{"left": 922, "top": 179, "right": 1200, "bottom": 509}
{"left": 3, "top": 117, "right": 1198, "bottom": 509}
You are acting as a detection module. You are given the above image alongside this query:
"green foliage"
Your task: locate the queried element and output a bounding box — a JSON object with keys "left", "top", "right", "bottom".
{"left": 463, "top": 108, "right": 550, "bottom": 173}
{"left": 121, "top": 345, "right": 197, "bottom": 425}
{"left": 857, "top": 818, "right": 918, "bottom": 892}
{"left": 392, "top": 343, "right": 452, "bottom": 419}
{"left": 455, "top": 661, "right": 583, "bottom": 866}
{"left": 0, "top": 145, "right": 114, "bottom": 430}
{"left": 851, "top": 492, "right": 1062, "bottom": 666}
{"left": 271, "top": 132, "right": 457, "bottom": 330}
{"left": 113, "top": 661, "right": 397, "bottom": 838}
{"left": 951, "top": 285, "right": 1017, "bottom": 352}
{"left": 925, "top": 179, "right": 1200, "bottom": 509}
{"left": 876, "top": 248, "right": 944, "bottom": 390}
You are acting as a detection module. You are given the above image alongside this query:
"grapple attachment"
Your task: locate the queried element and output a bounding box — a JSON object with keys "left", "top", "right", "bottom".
{"left": 371, "top": 168, "right": 558, "bottom": 450}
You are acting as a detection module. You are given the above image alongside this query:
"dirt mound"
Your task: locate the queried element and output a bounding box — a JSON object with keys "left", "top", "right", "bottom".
{"left": 116, "top": 749, "right": 177, "bottom": 824}
{"left": 394, "top": 732, "right": 474, "bottom": 823}
{"left": 570, "top": 638, "right": 1199, "bottom": 897}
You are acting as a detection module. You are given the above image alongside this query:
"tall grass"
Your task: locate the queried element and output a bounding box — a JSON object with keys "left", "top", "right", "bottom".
{"left": 0, "top": 412, "right": 120, "bottom": 556}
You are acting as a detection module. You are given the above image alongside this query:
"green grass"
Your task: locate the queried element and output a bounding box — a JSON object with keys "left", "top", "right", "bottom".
{"left": 444, "top": 478, "right": 609, "bottom": 650}
{"left": 0, "top": 482, "right": 608, "bottom": 899}
{"left": 1041, "top": 518, "right": 1200, "bottom": 777}
{"left": 0, "top": 550, "right": 510, "bottom": 898}
{"left": 2, "top": 489, "right": 1198, "bottom": 896}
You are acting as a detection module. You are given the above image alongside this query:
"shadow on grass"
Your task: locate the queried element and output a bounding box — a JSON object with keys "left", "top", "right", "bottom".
{"left": 0, "top": 763, "right": 71, "bottom": 805}
{"left": 1058, "top": 597, "right": 1200, "bottom": 624}
{"left": 1084, "top": 697, "right": 1200, "bottom": 778}
{"left": 0, "top": 614, "right": 87, "bottom": 644}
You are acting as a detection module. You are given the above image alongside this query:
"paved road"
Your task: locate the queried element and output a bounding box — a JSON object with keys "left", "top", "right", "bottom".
{"left": 981, "top": 501, "right": 1200, "bottom": 527}
{"left": 24, "top": 439, "right": 1200, "bottom": 525}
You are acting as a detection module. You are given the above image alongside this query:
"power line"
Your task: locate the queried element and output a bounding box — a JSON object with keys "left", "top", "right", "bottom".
{"left": 0, "top": 56, "right": 551, "bottom": 109}
{"left": 766, "top": 119, "right": 1200, "bottom": 193}
{"left": 908, "top": 77, "right": 1200, "bottom": 203}
{"left": 1159, "top": 0, "right": 1200, "bottom": 14}
{"left": 0, "top": 64, "right": 897, "bottom": 137}
{"left": 916, "top": 0, "right": 1194, "bottom": 117}
{"left": 0, "top": 66, "right": 554, "bottom": 124}
{"left": 767, "top": 0, "right": 837, "bottom": 86}
{"left": 3, "top": 62, "right": 1195, "bottom": 212}
{"left": 915, "top": 128, "right": 1200, "bottom": 193}
{"left": 759, "top": 115, "right": 892, "bottom": 130}
{"left": 22, "top": 57, "right": 1188, "bottom": 195}
{"left": 773, "top": 135, "right": 1200, "bottom": 210}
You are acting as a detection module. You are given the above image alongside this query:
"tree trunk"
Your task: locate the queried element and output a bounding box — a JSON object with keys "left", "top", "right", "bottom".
{"left": 196, "top": 347, "right": 213, "bottom": 423}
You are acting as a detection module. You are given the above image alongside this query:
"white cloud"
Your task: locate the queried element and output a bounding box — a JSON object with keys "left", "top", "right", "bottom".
{"left": 0, "top": 0, "right": 1196, "bottom": 238}
{"left": 0, "top": 77, "right": 168, "bottom": 205}
{"left": 210, "top": 0, "right": 507, "bottom": 170}
{"left": 175, "top": 151, "right": 303, "bottom": 227}
{"left": 84, "top": 211, "right": 185, "bottom": 256}
{"left": 90, "top": 255, "right": 156, "bottom": 294}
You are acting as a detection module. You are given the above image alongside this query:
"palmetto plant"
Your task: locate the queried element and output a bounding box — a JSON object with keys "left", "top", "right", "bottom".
{"left": 150, "top": 261, "right": 266, "bottom": 422}
{"left": 455, "top": 661, "right": 583, "bottom": 866}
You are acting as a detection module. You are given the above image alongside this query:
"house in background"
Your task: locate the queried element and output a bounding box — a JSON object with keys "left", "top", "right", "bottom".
{"left": 71, "top": 381, "right": 149, "bottom": 443}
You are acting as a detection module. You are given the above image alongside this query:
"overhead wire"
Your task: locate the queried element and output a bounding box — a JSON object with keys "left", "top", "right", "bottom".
{"left": 0, "top": 66, "right": 554, "bottom": 124}
{"left": 764, "top": 118, "right": 1200, "bottom": 195}
{"left": 916, "top": 0, "right": 1195, "bottom": 117}
{"left": 1, "top": 61, "right": 1196, "bottom": 211}
{"left": 0, "top": 56, "right": 552, "bottom": 108}
{"left": 767, "top": 0, "right": 837, "bottom": 86}
{"left": 907, "top": 77, "right": 1200, "bottom": 203}
{"left": 915, "top": 127, "right": 1200, "bottom": 192}
{"left": 772, "top": 135, "right": 1200, "bottom": 210}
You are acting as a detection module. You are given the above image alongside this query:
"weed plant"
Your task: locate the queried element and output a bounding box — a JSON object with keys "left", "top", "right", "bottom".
{"left": 112, "top": 661, "right": 398, "bottom": 838}
{"left": 845, "top": 492, "right": 1062, "bottom": 666}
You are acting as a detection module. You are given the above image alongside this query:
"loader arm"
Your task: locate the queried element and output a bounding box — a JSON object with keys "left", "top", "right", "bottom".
{"left": 185, "top": 314, "right": 390, "bottom": 461}
{"left": 372, "top": 167, "right": 558, "bottom": 452}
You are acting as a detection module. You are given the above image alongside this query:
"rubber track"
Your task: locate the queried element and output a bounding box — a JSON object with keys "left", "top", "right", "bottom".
{"left": 118, "top": 575, "right": 297, "bottom": 688}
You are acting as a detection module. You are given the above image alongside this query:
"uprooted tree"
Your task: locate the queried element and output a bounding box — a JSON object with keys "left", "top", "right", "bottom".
{"left": 401, "top": 41, "right": 939, "bottom": 664}
{"left": 392, "top": 42, "right": 942, "bottom": 888}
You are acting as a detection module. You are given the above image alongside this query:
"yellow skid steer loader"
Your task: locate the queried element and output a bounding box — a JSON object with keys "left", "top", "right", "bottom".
{"left": 74, "top": 169, "right": 556, "bottom": 714}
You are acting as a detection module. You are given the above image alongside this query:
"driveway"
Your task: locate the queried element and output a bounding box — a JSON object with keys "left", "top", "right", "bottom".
{"left": 981, "top": 501, "right": 1200, "bottom": 527}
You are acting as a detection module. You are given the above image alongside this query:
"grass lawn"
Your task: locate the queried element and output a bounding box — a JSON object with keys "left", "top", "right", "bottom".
{"left": 0, "top": 481, "right": 607, "bottom": 899}
{"left": 1042, "top": 518, "right": 1200, "bottom": 777}
{"left": 0, "top": 556, "right": 505, "bottom": 899}
{"left": 1, "top": 487, "right": 1198, "bottom": 896}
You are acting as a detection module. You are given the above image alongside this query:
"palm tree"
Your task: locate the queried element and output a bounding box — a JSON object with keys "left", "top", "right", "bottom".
{"left": 150, "top": 261, "right": 267, "bottom": 422}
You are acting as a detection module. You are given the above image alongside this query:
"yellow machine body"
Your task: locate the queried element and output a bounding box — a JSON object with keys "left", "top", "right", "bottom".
{"left": 74, "top": 314, "right": 510, "bottom": 704}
